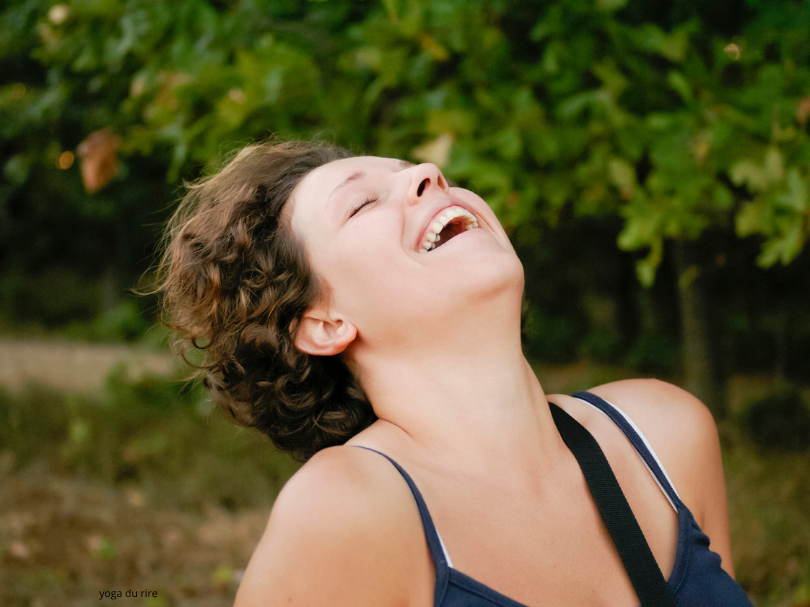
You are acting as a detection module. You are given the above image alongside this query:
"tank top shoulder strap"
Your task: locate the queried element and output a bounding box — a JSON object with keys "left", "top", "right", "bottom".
{"left": 350, "top": 445, "right": 451, "bottom": 603}
{"left": 571, "top": 390, "right": 684, "bottom": 512}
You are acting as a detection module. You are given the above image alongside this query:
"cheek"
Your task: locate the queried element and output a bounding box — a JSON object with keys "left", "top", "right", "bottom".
{"left": 323, "top": 227, "right": 406, "bottom": 296}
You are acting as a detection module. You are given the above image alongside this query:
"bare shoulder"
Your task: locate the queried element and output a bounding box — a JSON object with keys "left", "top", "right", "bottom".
{"left": 234, "top": 445, "right": 432, "bottom": 607}
{"left": 552, "top": 378, "right": 717, "bottom": 474}
{"left": 577, "top": 379, "right": 736, "bottom": 577}
{"left": 588, "top": 378, "right": 717, "bottom": 446}
{"left": 584, "top": 379, "right": 718, "bottom": 498}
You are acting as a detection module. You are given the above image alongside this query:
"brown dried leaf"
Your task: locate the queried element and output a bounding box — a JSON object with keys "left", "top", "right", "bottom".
{"left": 412, "top": 133, "right": 454, "bottom": 168}
{"left": 9, "top": 540, "right": 30, "bottom": 560}
{"left": 797, "top": 97, "right": 810, "bottom": 127}
{"left": 77, "top": 128, "right": 121, "bottom": 193}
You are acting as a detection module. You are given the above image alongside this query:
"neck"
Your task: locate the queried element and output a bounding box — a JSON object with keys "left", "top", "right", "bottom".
{"left": 350, "top": 323, "right": 567, "bottom": 479}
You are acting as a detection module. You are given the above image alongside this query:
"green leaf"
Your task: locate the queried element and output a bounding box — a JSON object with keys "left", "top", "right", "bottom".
{"left": 735, "top": 201, "right": 766, "bottom": 237}
{"left": 775, "top": 168, "right": 808, "bottom": 211}
{"left": 618, "top": 215, "right": 653, "bottom": 251}
{"left": 495, "top": 127, "right": 522, "bottom": 160}
{"left": 712, "top": 183, "right": 734, "bottom": 210}
{"left": 730, "top": 147, "right": 784, "bottom": 193}
{"left": 592, "top": 60, "right": 628, "bottom": 97}
{"left": 3, "top": 154, "right": 31, "bottom": 185}
{"left": 608, "top": 157, "right": 636, "bottom": 191}
{"left": 659, "top": 28, "right": 689, "bottom": 63}
{"left": 730, "top": 160, "right": 766, "bottom": 191}
{"left": 635, "top": 238, "right": 663, "bottom": 288}
{"left": 763, "top": 147, "right": 785, "bottom": 185}
{"left": 758, "top": 221, "right": 806, "bottom": 267}
{"left": 667, "top": 71, "right": 692, "bottom": 103}
{"left": 557, "top": 91, "right": 600, "bottom": 120}
{"left": 631, "top": 24, "right": 689, "bottom": 62}
{"left": 380, "top": 0, "right": 399, "bottom": 23}
{"left": 596, "top": 0, "right": 629, "bottom": 12}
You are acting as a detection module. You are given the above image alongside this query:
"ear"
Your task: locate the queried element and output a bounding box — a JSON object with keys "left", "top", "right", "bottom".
{"left": 291, "top": 310, "right": 357, "bottom": 357}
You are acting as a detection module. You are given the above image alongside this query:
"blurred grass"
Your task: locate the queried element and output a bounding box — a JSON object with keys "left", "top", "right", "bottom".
{"left": 0, "top": 299, "right": 172, "bottom": 350}
{"left": 0, "top": 364, "right": 299, "bottom": 513}
{"left": 0, "top": 362, "right": 808, "bottom": 605}
{"left": 722, "top": 420, "right": 810, "bottom": 605}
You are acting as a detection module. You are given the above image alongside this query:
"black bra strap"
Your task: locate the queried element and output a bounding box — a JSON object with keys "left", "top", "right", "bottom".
{"left": 548, "top": 402, "right": 679, "bottom": 607}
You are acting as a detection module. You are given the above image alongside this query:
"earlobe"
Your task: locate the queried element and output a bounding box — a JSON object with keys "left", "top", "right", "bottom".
{"left": 292, "top": 313, "right": 357, "bottom": 357}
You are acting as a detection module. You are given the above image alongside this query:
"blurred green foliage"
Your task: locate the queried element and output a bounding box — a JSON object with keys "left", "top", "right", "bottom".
{"left": 4, "top": 0, "right": 810, "bottom": 277}
{"left": 740, "top": 386, "right": 810, "bottom": 452}
{"left": 2, "top": 0, "right": 810, "bottom": 377}
{"left": 0, "top": 0, "right": 810, "bottom": 274}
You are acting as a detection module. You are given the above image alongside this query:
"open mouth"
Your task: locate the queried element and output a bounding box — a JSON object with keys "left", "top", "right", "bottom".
{"left": 433, "top": 219, "right": 470, "bottom": 250}
{"left": 418, "top": 206, "right": 479, "bottom": 253}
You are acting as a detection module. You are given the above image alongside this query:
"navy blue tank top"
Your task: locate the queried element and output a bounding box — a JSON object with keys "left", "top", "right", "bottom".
{"left": 355, "top": 390, "right": 753, "bottom": 606}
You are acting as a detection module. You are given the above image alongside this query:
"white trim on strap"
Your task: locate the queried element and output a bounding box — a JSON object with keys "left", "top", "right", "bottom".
{"left": 574, "top": 395, "right": 681, "bottom": 513}
{"left": 436, "top": 530, "right": 454, "bottom": 568}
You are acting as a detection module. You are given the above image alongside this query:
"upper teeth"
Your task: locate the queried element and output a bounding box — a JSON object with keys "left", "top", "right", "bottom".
{"left": 418, "top": 206, "right": 479, "bottom": 253}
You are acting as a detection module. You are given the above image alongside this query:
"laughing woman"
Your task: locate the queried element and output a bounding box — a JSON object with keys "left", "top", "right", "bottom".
{"left": 155, "top": 140, "right": 752, "bottom": 606}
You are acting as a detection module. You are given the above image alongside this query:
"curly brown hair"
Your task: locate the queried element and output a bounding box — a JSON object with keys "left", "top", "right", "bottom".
{"left": 151, "top": 140, "right": 376, "bottom": 462}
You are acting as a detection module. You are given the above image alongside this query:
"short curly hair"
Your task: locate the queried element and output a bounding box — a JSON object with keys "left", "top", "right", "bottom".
{"left": 152, "top": 140, "right": 376, "bottom": 461}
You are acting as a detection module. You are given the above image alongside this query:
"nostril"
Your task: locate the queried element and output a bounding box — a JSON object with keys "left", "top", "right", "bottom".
{"left": 417, "top": 178, "right": 429, "bottom": 196}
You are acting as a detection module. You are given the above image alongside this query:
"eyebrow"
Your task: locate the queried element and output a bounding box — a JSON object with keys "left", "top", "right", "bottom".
{"left": 327, "top": 159, "right": 416, "bottom": 210}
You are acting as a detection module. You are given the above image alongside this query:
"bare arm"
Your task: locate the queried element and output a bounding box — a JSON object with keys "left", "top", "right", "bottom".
{"left": 677, "top": 387, "right": 736, "bottom": 579}
{"left": 234, "top": 447, "right": 431, "bottom": 607}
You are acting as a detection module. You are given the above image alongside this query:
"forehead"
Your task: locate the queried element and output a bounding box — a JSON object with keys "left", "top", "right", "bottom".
{"left": 298, "top": 155, "right": 408, "bottom": 193}
{"left": 289, "top": 155, "right": 410, "bottom": 226}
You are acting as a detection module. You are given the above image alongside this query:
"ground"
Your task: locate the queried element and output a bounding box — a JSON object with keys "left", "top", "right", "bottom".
{"left": 0, "top": 338, "right": 174, "bottom": 394}
{"left": 0, "top": 338, "right": 264, "bottom": 607}
{"left": 1, "top": 467, "right": 265, "bottom": 607}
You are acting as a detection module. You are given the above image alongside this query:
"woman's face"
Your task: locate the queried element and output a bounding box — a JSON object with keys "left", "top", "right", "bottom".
{"left": 288, "top": 156, "right": 524, "bottom": 357}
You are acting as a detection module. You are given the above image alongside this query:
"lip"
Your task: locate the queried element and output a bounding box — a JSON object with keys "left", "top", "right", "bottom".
{"left": 414, "top": 200, "right": 480, "bottom": 253}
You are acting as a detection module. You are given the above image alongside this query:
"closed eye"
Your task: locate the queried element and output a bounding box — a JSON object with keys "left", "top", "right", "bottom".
{"left": 349, "top": 196, "right": 378, "bottom": 218}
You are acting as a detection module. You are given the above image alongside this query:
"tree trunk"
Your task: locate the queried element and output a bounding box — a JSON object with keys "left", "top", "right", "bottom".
{"left": 616, "top": 253, "right": 641, "bottom": 349}
{"left": 100, "top": 260, "right": 119, "bottom": 314}
{"left": 671, "top": 240, "right": 727, "bottom": 419}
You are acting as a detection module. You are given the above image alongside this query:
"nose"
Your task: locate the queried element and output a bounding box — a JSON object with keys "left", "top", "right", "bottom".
{"left": 407, "top": 163, "right": 450, "bottom": 206}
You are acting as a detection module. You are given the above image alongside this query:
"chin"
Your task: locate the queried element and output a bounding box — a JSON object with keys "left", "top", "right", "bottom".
{"left": 480, "top": 246, "right": 524, "bottom": 285}
{"left": 458, "top": 254, "right": 524, "bottom": 307}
